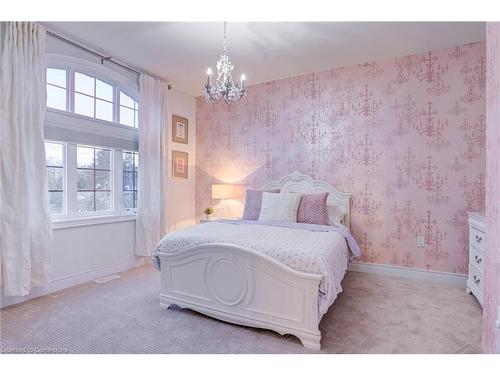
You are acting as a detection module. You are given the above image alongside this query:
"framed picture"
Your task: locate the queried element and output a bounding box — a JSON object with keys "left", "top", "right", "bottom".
{"left": 172, "top": 151, "right": 188, "bottom": 179}
{"left": 172, "top": 115, "right": 188, "bottom": 144}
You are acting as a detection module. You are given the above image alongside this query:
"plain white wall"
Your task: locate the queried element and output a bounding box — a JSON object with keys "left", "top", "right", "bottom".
{"left": 1, "top": 220, "right": 139, "bottom": 307}
{"left": 51, "top": 221, "right": 136, "bottom": 280}
{"left": 166, "top": 88, "right": 197, "bottom": 232}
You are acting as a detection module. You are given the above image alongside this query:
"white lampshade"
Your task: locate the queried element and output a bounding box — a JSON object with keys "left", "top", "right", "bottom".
{"left": 211, "top": 184, "right": 243, "bottom": 200}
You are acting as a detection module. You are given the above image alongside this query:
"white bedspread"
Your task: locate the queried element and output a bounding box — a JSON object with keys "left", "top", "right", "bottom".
{"left": 154, "top": 221, "right": 352, "bottom": 314}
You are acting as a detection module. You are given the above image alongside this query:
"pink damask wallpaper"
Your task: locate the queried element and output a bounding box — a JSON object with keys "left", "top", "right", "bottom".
{"left": 196, "top": 42, "right": 486, "bottom": 275}
{"left": 484, "top": 23, "right": 500, "bottom": 354}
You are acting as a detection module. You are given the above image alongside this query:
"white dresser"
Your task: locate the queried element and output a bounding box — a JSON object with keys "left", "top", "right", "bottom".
{"left": 466, "top": 212, "right": 486, "bottom": 306}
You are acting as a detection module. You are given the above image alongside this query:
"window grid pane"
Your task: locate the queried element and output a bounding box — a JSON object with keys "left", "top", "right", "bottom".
{"left": 74, "top": 92, "right": 95, "bottom": 117}
{"left": 119, "top": 105, "right": 135, "bottom": 127}
{"left": 47, "top": 68, "right": 67, "bottom": 88}
{"left": 77, "top": 146, "right": 95, "bottom": 168}
{"left": 96, "top": 79, "right": 113, "bottom": 101}
{"left": 119, "top": 90, "right": 139, "bottom": 128}
{"left": 122, "top": 151, "right": 138, "bottom": 210}
{"left": 46, "top": 68, "right": 139, "bottom": 128}
{"left": 75, "top": 72, "right": 95, "bottom": 96}
{"left": 74, "top": 72, "right": 116, "bottom": 123}
{"left": 120, "top": 91, "right": 135, "bottom": 108}
{"left": 46, "top": 84, "right": 67, "bottom": 111}
{"left": 77, "top": 145, "right": 112, "bottom": 213}
{"left": 45, "top": 141, "right": 64, "bottom": 215}
{"left": 96, "top": 99, "right": 113, "bottom": 122}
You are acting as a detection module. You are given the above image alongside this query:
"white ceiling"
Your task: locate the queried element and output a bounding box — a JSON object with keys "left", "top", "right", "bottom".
{"left": 46, "top": 22, "right": 485, "bottom": 96}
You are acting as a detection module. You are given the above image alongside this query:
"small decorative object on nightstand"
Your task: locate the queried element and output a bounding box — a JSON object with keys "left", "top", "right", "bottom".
{"left": 466, "top": 212, "right": 486, "bottom": 306}
{"left": 204, "top": 206, "right": 214, "bottom": 220}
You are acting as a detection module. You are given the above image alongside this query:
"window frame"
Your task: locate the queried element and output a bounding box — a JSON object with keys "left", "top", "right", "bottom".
{"left": 46, "top": 54, "right": 139, "bottom": 130}
{"left": 118, "top": 91, "right": 139, "bottom": 128}
{"left": 46, "top": 68, "right": 69, "bottom": 112}
{"left": 122, "top": 150, "right": 139, "bottom": 212}
{"left": 46, "top": 143, "right": 137, "bottom": 220}
{"left": 44, "top": 54, "right": 140, "bottom": 223}
{"left": 76, "top": 144, "right": 114, "bottom": 215}
{"left": 73, "top": 72, "right": 116, "bottom": 122}
{"left": 44, "top": 140, "right": 67, "bottom": 219}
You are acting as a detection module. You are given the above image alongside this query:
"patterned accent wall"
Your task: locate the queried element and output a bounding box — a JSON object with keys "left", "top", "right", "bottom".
{"left": 483, "top": 23, "right": 500, "bottom": 354}
{"left": 196, "top": 42, "right": 486, "bottom": 274}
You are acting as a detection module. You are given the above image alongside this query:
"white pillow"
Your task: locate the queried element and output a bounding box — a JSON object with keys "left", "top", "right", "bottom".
{"left": 258, "top": 192, "right": 301, "bottom": 223}
{"left": 327, "top": 204, "right": 346, "bottom": 227}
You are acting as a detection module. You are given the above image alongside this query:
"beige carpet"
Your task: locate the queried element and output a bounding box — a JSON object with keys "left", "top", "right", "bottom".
{"left": 0, "top": 264, "right": 482, "bottom": 354}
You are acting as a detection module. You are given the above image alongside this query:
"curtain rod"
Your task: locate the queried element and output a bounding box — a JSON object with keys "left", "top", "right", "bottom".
{"left": 46, "top": 30, "right": 141, "bottom": 76}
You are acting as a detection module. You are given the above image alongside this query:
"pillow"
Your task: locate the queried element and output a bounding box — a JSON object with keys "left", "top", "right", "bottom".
{"left": 297, "top": 192, "right": 329, "bottom": 225}
{"left": 242, "top": 189, "right": 279, "bottom": 220}
{"left": 258, "top": 192, "right": 301, "bottom": 223}
{"left": 327, "top": 203, "right": 346, "bottom": 227}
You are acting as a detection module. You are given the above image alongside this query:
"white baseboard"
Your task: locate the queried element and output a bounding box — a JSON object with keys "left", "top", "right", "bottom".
{"left": 0, "top": 257, "right": 145, "bottom": 309}
{"left": 349, "top": 261, "right": 467, "bottom": 287}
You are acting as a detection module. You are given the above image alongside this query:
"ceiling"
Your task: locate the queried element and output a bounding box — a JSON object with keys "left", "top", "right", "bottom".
{"left": 46, "top": 22, "right": 485, "bottom": 96}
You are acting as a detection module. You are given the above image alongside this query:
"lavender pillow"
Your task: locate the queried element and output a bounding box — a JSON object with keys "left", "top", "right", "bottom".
{"left": 242, "top": 189, "right": 279, "bottom": 220}
{"left": 297, "top": 192, "right": 329, "bottom": 225}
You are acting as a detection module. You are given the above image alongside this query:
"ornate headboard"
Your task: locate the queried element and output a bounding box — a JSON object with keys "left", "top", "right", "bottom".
{"left": 261, "top": 171, "right": 352, "bottom": 228}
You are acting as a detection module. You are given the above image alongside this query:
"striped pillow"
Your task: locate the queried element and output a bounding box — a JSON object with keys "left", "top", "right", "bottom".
{"left": 297, "top": 192, "right": 329, "bottom": 225}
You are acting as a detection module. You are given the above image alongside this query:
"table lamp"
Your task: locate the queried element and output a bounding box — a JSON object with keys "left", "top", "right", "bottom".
{"left": 211, "top": 184, "right": 243, "bottom": 218}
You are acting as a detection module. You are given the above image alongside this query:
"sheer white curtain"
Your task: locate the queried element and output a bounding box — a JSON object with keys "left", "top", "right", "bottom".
{"left": 0, "top": 22, "right": 52, "bottom": 296}
{"left": 135, "top": 74, "right": 169, "bottom": 256}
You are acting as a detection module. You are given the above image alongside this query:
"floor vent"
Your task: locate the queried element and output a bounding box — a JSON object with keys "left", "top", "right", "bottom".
{"left": 94, "top": 274, "right": 121, "bottom": 284}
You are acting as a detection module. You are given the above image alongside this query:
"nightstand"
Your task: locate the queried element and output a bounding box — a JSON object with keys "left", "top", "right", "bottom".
{"left": 200, "top": 217, "right": 239, "bottom": 224}
{"left": 200, "top": 218, "right": 216, "bottom": 223}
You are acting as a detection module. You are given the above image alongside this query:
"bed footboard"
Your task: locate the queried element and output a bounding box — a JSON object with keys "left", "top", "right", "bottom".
{"left": 156, "top": 243, "right": 323, "bottom": 350}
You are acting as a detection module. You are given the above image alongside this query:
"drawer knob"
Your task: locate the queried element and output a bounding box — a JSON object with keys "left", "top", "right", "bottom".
{"left": 475, "top": 255, "right": 482, "bottom": 264}
{"left": 475, "top": 234, "right": 483, "bottom": 243}
{"left": 473, "top": 275, "right": 481, "bottom": 285}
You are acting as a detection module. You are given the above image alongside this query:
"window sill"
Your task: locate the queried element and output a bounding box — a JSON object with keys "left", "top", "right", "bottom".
{"left": 51, "top": 212, "right": 137, "bottom": 230}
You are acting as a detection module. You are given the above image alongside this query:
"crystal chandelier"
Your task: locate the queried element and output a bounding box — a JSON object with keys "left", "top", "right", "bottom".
{"left": 204, "top": 22, "right": 247, "bottom": 104}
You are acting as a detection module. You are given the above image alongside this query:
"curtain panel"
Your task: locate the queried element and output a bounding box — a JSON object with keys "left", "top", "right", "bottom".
{"left": 0, "top": 22, "right": 52, "bottom": 296}
{"left": 135, "top": 74, "right": 169, "bottom": 256}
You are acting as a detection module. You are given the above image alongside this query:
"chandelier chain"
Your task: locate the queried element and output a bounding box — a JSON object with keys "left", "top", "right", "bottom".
{"left": 223, "top": 21, "right": 227, "bottom": 53}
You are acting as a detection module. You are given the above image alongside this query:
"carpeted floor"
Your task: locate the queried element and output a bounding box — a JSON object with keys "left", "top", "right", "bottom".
{"left": 0, "top": 264, "right": 482, "bottom": 354}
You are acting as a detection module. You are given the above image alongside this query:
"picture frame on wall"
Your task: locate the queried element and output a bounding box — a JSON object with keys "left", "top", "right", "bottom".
{"left": 172, "top": 115, "right": 188, "bottom": 144}
{"left": 172, "top": 150, "right": 188, "bottom": 179}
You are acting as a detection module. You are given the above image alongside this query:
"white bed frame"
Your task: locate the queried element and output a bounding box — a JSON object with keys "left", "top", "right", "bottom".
{"left": 156, "top": 171, "right": 351, "bottom": 350}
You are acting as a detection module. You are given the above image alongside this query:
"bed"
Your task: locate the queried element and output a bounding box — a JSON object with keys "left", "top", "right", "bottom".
{"left": 153, "top": 171, "right": 358, "bottom": 350}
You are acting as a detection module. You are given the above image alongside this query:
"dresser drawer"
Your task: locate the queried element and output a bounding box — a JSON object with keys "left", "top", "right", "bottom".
{"left": 469, "top": 226, "right": 486, "bottom": 251}
{"left": 468, "top": 264, "right": 485, "bottom": 297}
{"left": 469, "top": 244, "right": 485, "bottom": 274}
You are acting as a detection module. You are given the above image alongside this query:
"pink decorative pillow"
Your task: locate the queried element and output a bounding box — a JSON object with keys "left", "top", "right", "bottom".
{"left": 297, "top": 192, "right": 329, "bottom": 225}
{"left": 242, "top": 189, "right": 279, "bottom": 220}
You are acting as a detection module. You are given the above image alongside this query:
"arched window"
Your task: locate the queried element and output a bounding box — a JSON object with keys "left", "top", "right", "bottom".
{"left": 46, "top": 57, "right": 139, "bottom": 128}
